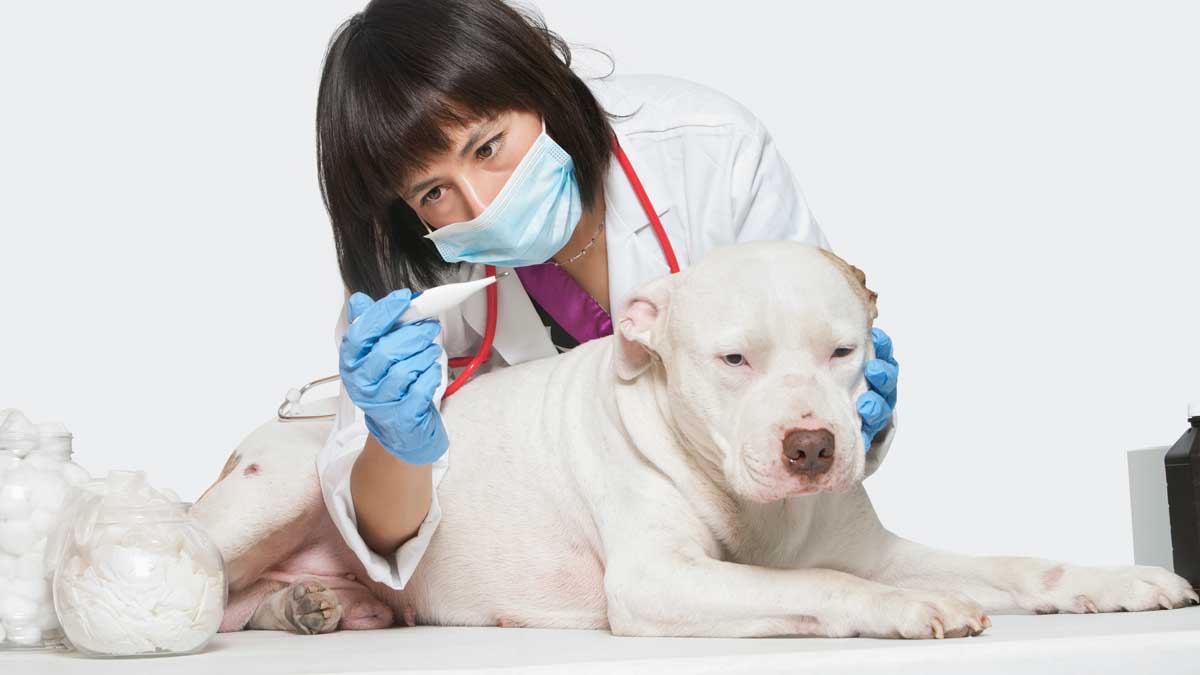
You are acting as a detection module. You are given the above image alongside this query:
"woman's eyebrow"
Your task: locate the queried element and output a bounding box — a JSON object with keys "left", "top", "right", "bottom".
{"left": 457, "top": 115, "right": 500, "bottom": 159}
{"left": 404, "top": 116, "right": 501, "bottom": 200}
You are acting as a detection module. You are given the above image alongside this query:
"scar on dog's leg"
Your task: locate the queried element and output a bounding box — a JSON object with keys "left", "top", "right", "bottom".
{"left": 221, "top": 577, "right": 288, "bottom": 632}
{"left": 247, "top": 576, "right": 344, "bottom": 634}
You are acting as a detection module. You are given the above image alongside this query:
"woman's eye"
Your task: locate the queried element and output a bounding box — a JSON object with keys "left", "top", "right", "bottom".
{"left": 420, "top": 186, "right": 444, "bottom": 206}
{"left": 477, "top": 132, "right": 505, "bottom": 160}
{"left": 722, "top": 354, "right": 746, "bottom": 367}
{"left": 833, "top": 347, "right": 854, "bottom": 358}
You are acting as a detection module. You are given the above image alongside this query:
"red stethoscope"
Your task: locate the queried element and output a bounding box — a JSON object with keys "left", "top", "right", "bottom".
{"left": 442, "top": 133, "right": 681, "bottom": 398}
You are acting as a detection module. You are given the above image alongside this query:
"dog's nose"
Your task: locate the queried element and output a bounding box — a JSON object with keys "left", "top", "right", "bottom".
{"left": 781, "top": 429, "right": 835, "bottom": 477}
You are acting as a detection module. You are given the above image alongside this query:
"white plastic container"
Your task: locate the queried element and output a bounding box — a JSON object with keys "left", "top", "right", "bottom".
{"left": 50, "top": 470, "right": 226, "bottom": 658}
{"left": 0, "top": 410, "right": 90, "bottom": 650}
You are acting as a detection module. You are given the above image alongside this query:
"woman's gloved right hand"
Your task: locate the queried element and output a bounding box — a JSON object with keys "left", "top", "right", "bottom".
{"left": 339, "top": 289, "right": 448, "bottom": 464}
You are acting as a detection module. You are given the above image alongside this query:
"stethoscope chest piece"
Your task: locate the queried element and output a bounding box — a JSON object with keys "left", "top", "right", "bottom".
{"left": 277, "top": 374, "right": 340, "bottom": 421}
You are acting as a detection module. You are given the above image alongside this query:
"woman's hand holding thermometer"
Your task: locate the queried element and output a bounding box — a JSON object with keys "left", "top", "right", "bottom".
{"left": 338, "top": 274, "right": 504, "bottom": 464}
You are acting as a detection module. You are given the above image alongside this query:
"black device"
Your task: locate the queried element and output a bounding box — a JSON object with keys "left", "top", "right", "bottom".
{"left": 1165, "top": 405, "right": 1200, "bottom": 589}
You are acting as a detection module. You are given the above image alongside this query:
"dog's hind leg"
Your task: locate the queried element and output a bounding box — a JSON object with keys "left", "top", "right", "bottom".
{"left": 191, "top": 417, "right": 332, "bottom": 591}
{"left": 221, "top": 578, "right": 288, "bottom": 632}
{"left": 193, "top": 416, "right": 402, "bottom": 634}
{"left": 247, "top": 576, "right": 344, "bottom": 634}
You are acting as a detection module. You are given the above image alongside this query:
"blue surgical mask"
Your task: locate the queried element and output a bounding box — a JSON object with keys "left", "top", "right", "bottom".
{"left": 421, "top": 118, "right": 583, "bottom": 268}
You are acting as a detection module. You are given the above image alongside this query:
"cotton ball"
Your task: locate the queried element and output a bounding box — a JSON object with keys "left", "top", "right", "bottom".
{"left": 31, "top": 474, "right": 67, "bottom": 512}
{"left": 29, "top": 507, "right": 60, "bottom": 535}
{"left": 0, "top": 519, "right": 35, "bottom": 556}
{"left": 0, "top": 475, "right": 33, "bottom": 520}
{"left": 13, "top": 553, "right": 45, "bottom": 582}
{"left": 0, "top": 552, "right": 16, "bottom": 578}
{"left": 26, "top": 535, "right": 46, "bottom": 560}
{"left": 8, "top": 623, "right": 43, "bottom": 646}
{"left": 1, "top": 594, "right": 37, "bottom": 623}
{"left": 26, "top": 453, "right": 57, "bottom": 472}
{"left": 0, "top": 454, "right": 13, "bottom": 484}
{"left": 8, "top": 576, "right": 48, "bottom": 604}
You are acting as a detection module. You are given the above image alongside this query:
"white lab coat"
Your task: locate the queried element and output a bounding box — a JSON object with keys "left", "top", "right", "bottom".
{"left": 316, "top": 73, "right": 897, "bottom": 590}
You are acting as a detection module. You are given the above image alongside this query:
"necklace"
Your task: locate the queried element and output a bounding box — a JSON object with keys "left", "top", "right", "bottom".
{"left": 553, "top": 219, "right": 605, "bottom": 267}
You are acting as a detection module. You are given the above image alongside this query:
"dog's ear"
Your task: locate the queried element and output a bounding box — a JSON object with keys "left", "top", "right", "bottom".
{"left": 614, "top": 273, "right": 677, "bottom": 381}
{"left": 846, "top": 263, "right": 879, "bottom": 322}
{"left": 817, "top": 249, "right": 878, "bottom": 322}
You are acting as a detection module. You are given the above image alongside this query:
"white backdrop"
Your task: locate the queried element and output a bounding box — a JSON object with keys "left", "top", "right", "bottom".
{"left": 1, "top": 1, "right": 1197, "bottom": 566}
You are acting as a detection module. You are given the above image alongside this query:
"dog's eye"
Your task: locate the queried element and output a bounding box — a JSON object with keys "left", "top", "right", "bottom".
{"left": 722, "top": 354, "right": 746, "bottom": 367}
{"left": 833, "top": 347, "right": 854, "bottom": 358}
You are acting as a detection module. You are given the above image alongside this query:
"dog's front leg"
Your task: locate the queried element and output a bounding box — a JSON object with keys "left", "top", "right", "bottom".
{"left": 603, "top": 543, "right": 990, "bottom": 639}
{"left": 863, "top": 533, "right": 1199, "bottom": 614}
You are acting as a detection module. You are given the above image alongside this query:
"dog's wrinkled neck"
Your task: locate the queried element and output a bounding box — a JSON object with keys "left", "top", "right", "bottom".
{"left": 610, "top": 353, "right": 741, "bottom": 537}
{"left": 645, "top": 362, "right": 728, "bottom": 480}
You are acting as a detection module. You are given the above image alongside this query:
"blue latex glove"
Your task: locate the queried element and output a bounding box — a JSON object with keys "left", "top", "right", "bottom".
{"left": 339, "top": 288, "right": 448, "bottom": 464}
{"left": 857, "top": 327, "right": 899, "bottom": 453}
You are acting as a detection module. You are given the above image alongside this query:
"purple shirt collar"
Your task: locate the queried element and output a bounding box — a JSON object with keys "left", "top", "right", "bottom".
{"left": 514, "top": 263, "right": 613, "bottom": 345}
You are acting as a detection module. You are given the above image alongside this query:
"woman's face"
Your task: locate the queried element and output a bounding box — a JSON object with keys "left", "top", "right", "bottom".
{"left": 400, "top": 109, "right": 543, "bottom": 228}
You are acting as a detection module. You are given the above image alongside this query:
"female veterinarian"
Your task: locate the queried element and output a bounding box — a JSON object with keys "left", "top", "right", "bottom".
{"left": 316, "top": 0, "right": 899, "bottom": 590}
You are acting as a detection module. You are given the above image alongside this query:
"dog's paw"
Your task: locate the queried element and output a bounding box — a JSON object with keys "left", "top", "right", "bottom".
{"left": 285, "top": 577, "right": 344, "bottom": 635}
{"left": 836, "top": 588, "right": 989, "bottom": 639}
{"left": 1016, "top": 563, "right": 1199, "bottom": 614}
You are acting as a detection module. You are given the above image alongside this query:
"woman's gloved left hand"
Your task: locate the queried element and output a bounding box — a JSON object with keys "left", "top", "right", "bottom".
{"left": 857, "top": 327, "right": 898, "bottom": 452}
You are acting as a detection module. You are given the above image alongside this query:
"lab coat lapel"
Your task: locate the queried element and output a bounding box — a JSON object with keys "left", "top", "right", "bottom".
{"left": 605, "top": 127, "right": 685, "bottom": 318}
{"left": 458, "top": 263, "right": 558, "bottom": 365}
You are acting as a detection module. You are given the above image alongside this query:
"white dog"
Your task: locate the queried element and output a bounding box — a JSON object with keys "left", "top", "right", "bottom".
{"left": 191, "top": 241, "right": 1198, "bottom": 639}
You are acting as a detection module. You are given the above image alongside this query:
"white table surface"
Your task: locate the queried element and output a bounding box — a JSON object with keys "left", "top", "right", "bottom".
{"left": 8, "top": 606, "right": 1200, "bottom": 675}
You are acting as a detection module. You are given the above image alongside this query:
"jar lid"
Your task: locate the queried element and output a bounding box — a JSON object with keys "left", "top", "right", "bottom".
{"left": 36, "top": 420, "right": 72, "bottom": 439}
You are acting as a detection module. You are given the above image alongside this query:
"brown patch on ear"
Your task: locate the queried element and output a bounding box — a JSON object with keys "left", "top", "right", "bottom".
{"left": 817, "top": 248, "right": 879, "bottom": 321}
{"left": 196, "top": 450, "right": 242, "bottom": 503}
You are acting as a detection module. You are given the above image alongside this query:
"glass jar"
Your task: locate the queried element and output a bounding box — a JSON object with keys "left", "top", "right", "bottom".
{"left": 0, "top": 412, "right": 90, "bottom": 651}
{"left": 50, "top": 470, "right": 227, "bottom": 658}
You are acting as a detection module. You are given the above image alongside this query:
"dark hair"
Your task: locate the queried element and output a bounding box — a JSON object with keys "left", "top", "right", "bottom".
{"left": 317, "top": 0, "right": 621, "bottom": 299}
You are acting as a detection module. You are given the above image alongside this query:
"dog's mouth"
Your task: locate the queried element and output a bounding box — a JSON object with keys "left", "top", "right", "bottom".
{"left": 738, "top": 451, "right": 848, "bottom": 502}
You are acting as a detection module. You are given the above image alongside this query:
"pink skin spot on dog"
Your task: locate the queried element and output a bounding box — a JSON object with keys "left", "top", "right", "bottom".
{"left": 242, "top": 463, "right": 261, "bottom": 476}
{"left": 1042, "top": 565, "right": 1065, "bottom": 591}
